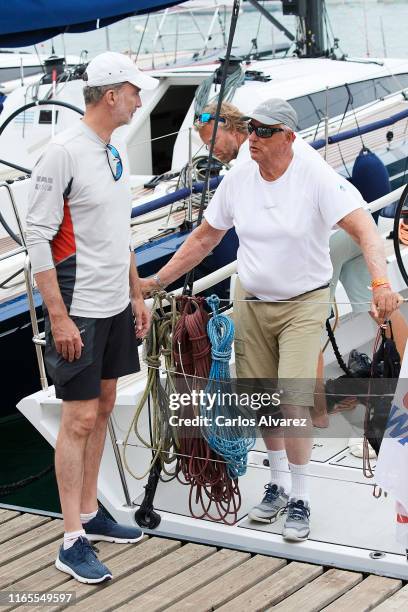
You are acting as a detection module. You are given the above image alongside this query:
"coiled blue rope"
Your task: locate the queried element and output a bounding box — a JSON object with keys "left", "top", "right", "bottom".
{"left": 200, "top": 294, "right": 255, "bottom": 479}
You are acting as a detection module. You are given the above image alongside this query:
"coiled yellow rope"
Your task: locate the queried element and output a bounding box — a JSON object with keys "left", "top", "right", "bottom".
{"left": 123, "top": 291, "right": 180, "bottom": 480}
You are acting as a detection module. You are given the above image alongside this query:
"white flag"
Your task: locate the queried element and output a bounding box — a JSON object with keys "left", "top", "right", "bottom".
{"left": 375, "top": 348, "right": 408, "bottom": 548}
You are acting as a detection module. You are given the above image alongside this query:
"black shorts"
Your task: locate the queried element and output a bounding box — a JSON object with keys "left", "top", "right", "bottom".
{"left": 44, "top": 303, "right": 141, "bottom": 401}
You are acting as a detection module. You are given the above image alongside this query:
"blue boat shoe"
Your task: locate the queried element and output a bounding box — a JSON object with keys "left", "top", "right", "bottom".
{"left": 84, "top": 507, "right": 144, "bottom": 543}
{"left": 55, "top": 537, "right": 112, "bottom": 584}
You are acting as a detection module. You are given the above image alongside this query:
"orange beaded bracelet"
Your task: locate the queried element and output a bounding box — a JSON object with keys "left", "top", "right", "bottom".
{"left": 370, "top": 278, "right": 391, "bottom": 290}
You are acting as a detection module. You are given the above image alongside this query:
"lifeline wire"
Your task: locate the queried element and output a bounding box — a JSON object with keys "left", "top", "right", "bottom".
{"left": 142, "top": 362, "right": 396, "bottom": 399}
{"left": 122, "top": 441, "right": 385, "bottom": 492}
{"left": 213, "top": 297, "right": 406, "bottom": 305}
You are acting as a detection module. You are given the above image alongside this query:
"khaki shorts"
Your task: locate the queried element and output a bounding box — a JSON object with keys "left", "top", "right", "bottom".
{"left": 233, "top": 277, "right": 329, "bottom": 407}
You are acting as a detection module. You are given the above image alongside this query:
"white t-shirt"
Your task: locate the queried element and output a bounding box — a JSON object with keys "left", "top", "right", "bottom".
{"left": 204, "top": 149, "right": 363, "bottom": 301}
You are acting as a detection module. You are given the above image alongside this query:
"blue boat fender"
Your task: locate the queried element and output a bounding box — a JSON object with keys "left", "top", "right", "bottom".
{"left": 351, "top": 147, "right": 392, "bottom": 223}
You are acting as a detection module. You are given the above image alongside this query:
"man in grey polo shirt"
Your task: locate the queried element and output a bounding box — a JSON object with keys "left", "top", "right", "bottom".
{"left": 26, "top": 52, "right": 157, "bottom": 583}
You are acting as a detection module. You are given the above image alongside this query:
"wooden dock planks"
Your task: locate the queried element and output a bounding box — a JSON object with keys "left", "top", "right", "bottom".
{"left": 323, "top": 574, "right": 402, "bottom": 611}
{"left": 0, "top": 519, "right": 63, "bottom": 567}
{"left": 0, "top": 514, "right": 406, "bottom": 611}
{"left": 117, "top": 548, "right": 250, "bottom": 612}
{"left": 270, "top": 568, "right": 363, "bottom": 612}
{"left": 62, "top": 541, "right": 213, "bottom": 612}
{"left": 165, "top": 554, "right": 286, "bottom": 611}
{"left": 0, "top": 509, "right": 20, "bottom": 526}
{"left": 218, "top": 561, "right": 323, "bottom": 611}
{"left": 375, "top": 585, "right": 408, "bottom": 611}
{"left": 0, "top": 513, "right": 50, "bottom": 546}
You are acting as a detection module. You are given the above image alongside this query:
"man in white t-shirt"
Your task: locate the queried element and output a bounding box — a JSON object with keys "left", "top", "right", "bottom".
{"left": 142, "top": 98, "right": 402, "bottom": 542}
{"left": 197, "top": 101, "right": 408, "bottom": 429}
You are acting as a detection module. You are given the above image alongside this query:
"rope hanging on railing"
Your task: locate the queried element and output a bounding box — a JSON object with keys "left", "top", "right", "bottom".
{"left": 200, "top": 294, "right": 255, "bottom": 479}
{"left": 124, "top": 292, "right": 242, "bottom": 524}
{"left": 123, "top": 291, "right": 180, "bottom": 481}
{"left": 173, "top": 295, "right": 241, "bottom": 524}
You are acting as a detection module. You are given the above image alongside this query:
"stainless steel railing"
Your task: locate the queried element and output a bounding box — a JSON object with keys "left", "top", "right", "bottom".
{"left": 0, "top": 181, "right": 48, "bottom": 390}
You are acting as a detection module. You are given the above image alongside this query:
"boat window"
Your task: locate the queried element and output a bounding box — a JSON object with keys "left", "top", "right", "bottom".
{"left": 374, "top": 74, "right": 408, "bottom": 98}
{"left": 290, "top": 73, "right": 408, "bottom": 131}
{"left": 0, "top": 66, "right": 43, "bottom": 83}
{"left": 38, "top": 110, "right": 59, "bottom": 124}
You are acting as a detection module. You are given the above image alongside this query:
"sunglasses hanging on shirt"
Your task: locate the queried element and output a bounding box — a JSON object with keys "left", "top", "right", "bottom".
{"left": 106, "top": 143, "right": 123, "bottom": 181}
{"left": 247, "top": 123, "right": 285, "bottom": 139}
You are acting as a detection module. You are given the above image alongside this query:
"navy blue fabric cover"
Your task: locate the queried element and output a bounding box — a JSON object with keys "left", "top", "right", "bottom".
{"left": 0, "top": 1, "right": 188, "bottom": 47}
{"left": 351, "top": 148, "right": 392, "bottom": 223}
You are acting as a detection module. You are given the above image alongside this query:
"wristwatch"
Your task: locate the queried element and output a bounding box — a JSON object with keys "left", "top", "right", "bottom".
{"left": 152, "top": 273, "right": 166, "bottom": 290}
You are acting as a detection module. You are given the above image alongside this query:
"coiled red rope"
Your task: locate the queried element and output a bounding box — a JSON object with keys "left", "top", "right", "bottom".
{"left": 173, "top": 295, "right": 241, "bottom": 524}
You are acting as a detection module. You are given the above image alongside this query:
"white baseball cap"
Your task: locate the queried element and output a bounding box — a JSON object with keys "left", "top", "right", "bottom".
{"left": 83, "top": 51, "right": 159, "bottom": 90}
{"left": 248, "top": 98, "right": 298, "bottom": 130}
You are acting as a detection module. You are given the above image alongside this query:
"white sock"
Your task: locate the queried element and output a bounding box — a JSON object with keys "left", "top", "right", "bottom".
{"left": 289, "top": 462, "right": 310, "bottom": 502}
{"left": 63, "top": 529, "right": 86, "bottom": 550}
{"left": 80, "top": 509, "right": 98, "bottom": 524}
{"left": 268, "top": 450, "right": 290, "bottom": 493}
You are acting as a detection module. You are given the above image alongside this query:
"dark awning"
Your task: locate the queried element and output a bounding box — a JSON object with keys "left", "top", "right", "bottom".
{"left": 0, "top": 1, "right": 188, "bottom": 47}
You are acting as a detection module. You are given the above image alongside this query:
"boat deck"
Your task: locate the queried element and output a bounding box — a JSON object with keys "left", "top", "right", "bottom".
{"left": 0, "top": 508, "right": 406, "bottom": 611}
{"left": 313, "top": 97, "right": 408, "bottom": 171}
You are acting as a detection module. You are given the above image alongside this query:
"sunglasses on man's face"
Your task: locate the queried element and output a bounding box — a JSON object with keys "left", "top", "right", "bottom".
{"left": 247, "top": 123, "right": 285, "bottom": 138}
{"left": 106, "top": 143, "right": 123, "bottom": 181}
{"left": 195, "top": 113, "right": 226, "bottom": 125}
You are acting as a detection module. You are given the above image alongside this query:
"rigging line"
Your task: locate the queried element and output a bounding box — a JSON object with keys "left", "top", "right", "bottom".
{"left": 127, "top": 127, "right": 189, "bottom": 148}
{"left": 33, "top": 45, "right": 46, "bottom": 75}
{"left": 148, "top": 292, "right": 405, "bottom": 308}
{"left": 381, "top": 64, "right": 408, "bottom": 95}
{"left": 252, "top": 0, "right": 263, "bottom": 51}
{"left": 0, "top": 267, "right": 24, "bottom": 290}
{"left": 337, "top": 142, "right": 352, "bottom": 178}
{"left": 324, "top": 3, "right": 346, "bottom": 57}
{"left": 307, "top": 93, "right": 324, "bottom": 125}
{"left": 136, "top": 14, "right": 150, "bottom": 62}
{"left": 323, "top": 3, "right": 330, "bottom": 56}
{"left": 147, "top": 294, "right": 403, "bottom": 309}
{"left": 345, "top": 83, "right": 366, "bottom": 149}
{"left": 197, "top": 297, "right": 396, "bottom": 305}
{"left": 312, "top": 116, "right": 325, "bottom": 143}
{"left": 309, "top": 78, "right": 405, "bottom": 144}
{"left": 121, "top": 442, "right": 383, "bottom": 490}
{"left": 323, "top": 298, "right": 339, "bottom": 353}
{"left": 336, "top": 86, "right": 352, "bottom": 136}
{"left": 183, "top": 0, "right": 241, "bottom": 296}
{"left": 139, "top": 362, "right": 397, "bottom": 399}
